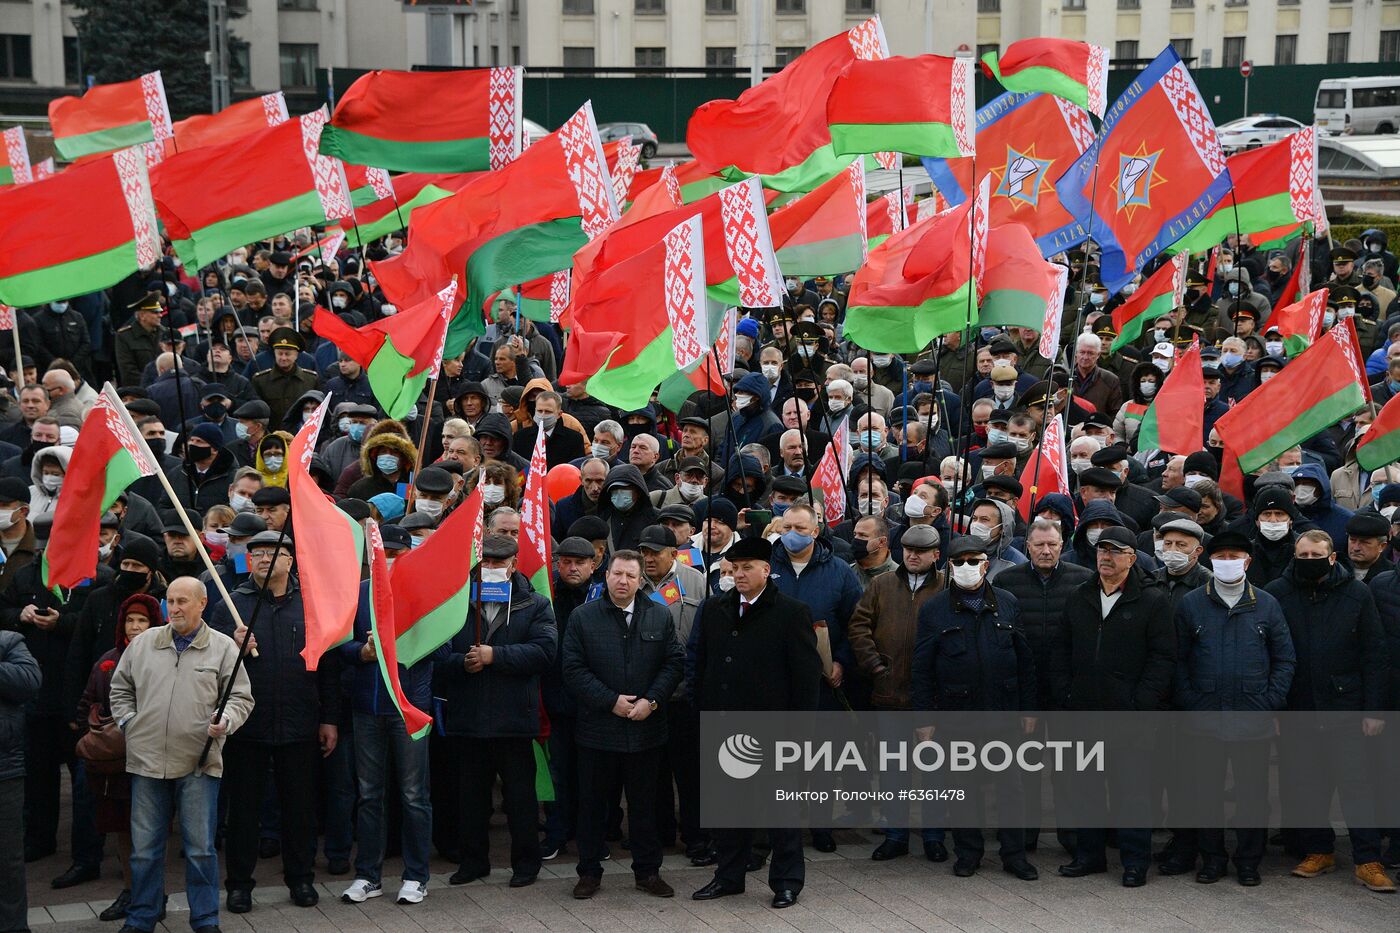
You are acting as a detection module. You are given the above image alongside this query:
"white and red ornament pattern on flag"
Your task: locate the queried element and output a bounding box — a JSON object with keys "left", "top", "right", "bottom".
{"left": 1159, "top": 62, "right": 1227, "bottom": 177}
{"left": 366, "top": 167, "right": 395, "bottom": 201}
{"left": 1039, "top": 263, "right": 1069, "bottom": 360}
{"left": 3, "top": 127, "right": 31, "bottom": 185}
{"left": 612, "top": 141, "right": 642, "bottom": 206}
{"left": 140, "top": 71, "right": 174, "bottom": 142}
{"left": 884, "top": 187, "right": 912, "bottom": 233}
{"left": 488, "top": 66, "right": 522, "bottom": 170}
{"left": 1332, "top": 316, "right": 1366, "bottom": 383}
{"left": 296, "top": 396, "right": 332, "bottom": 468}
{"left": 548, "top": 269, "right": 571, "bottom": 324}
{"left": 1086, "top": 45, "right": 1110, "bottom": 118}
{"left": 714, "top": 309, "right": 738, "bottom": 376}
{"left": 0, "top": 305, "right": 14, "bottom": 331}
{"left": 521, "top": 426, "right": 551, "bottom": 580}
{"left": 97, "top": 389, "right": 158, "bottom": 476}
{"left": 111, "top": 146, "right": 161, "bottom": 270}
{"left": 662, "top": 216, "right": 707, "bottom": 371}
{"left": 812, "top": 421, "right": 849, "bottom": 526}
{"left": 1301, "top": 288, "right": 1327, "bottom": 341}
{"left": 556, "top": 102, "right": 621, "bottom": 240}
{"left": 660, "top": 164, "right": 682, "bottom": 206}
{"left": 847, "top": 160, "right": 869, "bottom": 261}
{"left": 1054, "top": 96, "right": 1095, "bottom": 156}
{"left": 261, "top": 92, "right": 290, "bottom": 126}
{"left": 717, "top": 177, "right": 782, "bottom": 308}
{"left": 1043, "top": 414, "right": 1069, "bottom": 503}
{"left": 299, "top": 108, "right": 355, "bottom": 223}
{"left": 33, "top": 159, "right": 55, "bottom": 180}
{"left": 847, "top": 16, "right": 889, "bottom": 61}
{"left": 1289, "top": 127, "right": 1319, "bottom": 223}
{"left": 971, "top": 176, "right": 990, "bottom": 300}
{"left": 950, "top": 57, "right": 976, "bottom": 157}
{"left": 429, "top": 278, "right": 459, "bottom": 373}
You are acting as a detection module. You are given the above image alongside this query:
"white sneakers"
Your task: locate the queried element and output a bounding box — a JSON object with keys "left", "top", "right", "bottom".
{"left": 396, "top": 881, "right": 428, "bottom": 904}
{"left": 341, "top": 879, "right": 382, "bottom": 903}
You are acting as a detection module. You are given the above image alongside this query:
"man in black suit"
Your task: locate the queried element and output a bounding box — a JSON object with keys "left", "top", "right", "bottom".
{"left": 689, "top": 535, "right": 823, "bottom": 910}
{"left": 510, "top": 390, "right": 583, "bottom": 468}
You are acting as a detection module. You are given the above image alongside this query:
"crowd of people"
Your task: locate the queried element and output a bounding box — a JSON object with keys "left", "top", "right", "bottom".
{"left": 4, "top": 221, "right": 1400, "bottom": 933}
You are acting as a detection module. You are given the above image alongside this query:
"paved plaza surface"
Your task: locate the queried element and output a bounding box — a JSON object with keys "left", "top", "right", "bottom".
{"left": 23, "top": 828, "right": 1400, "bottom": 933}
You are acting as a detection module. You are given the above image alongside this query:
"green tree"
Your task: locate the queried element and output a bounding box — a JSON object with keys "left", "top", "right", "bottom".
{"left": 70, "top": 0, "right": 210, "bottom": 118}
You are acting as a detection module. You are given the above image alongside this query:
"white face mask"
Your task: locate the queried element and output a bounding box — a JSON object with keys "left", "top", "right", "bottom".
{"left": 40, "top": 474, "right": 62, "bottom": 492}
{"left": 1259, "top": 520, "right": 1290, "bottom": 541}
{"left": 0, "top": 509, "right": 15, "bottom": 530}
{"left": 1260, "top": 370, "right": 1275, "bottom": 382}
{"left": 1070, "top": 457, "right": 1091, "bottom": 474}
{"left": 1161, "top": 550, "right": 1192, "bottom": 574}
{"left": 1011, "top": 436, "right": 1031, "bottom": 453}
{"left": 1085, "top": 528, "right": 1103, "bottom": 546}
{"left": 951, "top": 563, "right": 984, "bottom": 588}
{"left": 1212, "top": 558, "right": 1247, "bottom": 584}
{"left": 969, "top": 521, "right": 996, "bottom": 543}
{"left": 1183, "top": 473, "right": 1210, "bottom": 488}
{"left": 1139, "top": 381, "right": 1158, "bottom": 397}
{"left": 827, "top": 397, "right": 848, "bottom": 413}
{"left": 1265, "top": 341, "right": 1284, "bottom": 357}
{"left": 903, "top": 496, "right": 927, "bottom": 518}
{"left": 1383, "top": 505, "right": 1399, "bottom": 522}
{"left": 735, "top": 392, "right": 758, "bottom": 410}
{"left": 480, "top": 566, "right": 510, "bottom": 584}
{"left": 717, "top": 575, "right": 736, "bottom": 592}
{"left": 1294, "top": 486, "right": 1318, "bottom": 506}
{"left": 992, "top": 385, "right": 1015, "bottom": 402}
{"left": 981, "top": 463, "right": 998, "bottom": 480}
{"left": 204, "top": 530, "right": 229, "bottom": 547}
{"left": 987, "top": 428, "right": 1010, "bottom": 445}
{"left": 414, "top": 499, "right": 444, "bottom": 519}
{"left": 761, "top": 363, "right": 781, "bottom": 381}
{"left": 98, "top": 542, "right": 113, "bottom": 560}
{"left": 481, "top": 483, "right": 505, "bottom": 505}
{"left": 591, "top": 442, "right": 612, "bottom": 459}
{"left": 230, "top": 493, "right": 253, "bottom": 513}
{"left": 1153, "top": 357, "right": 1171, "bottom": 373}
{"left": 679, "top": 481, "right": 704, "bottom": 502}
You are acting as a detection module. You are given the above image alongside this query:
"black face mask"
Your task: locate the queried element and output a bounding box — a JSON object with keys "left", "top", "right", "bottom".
{"left": 795, "top": 387, "right": 817, "bottom": 403}
{"left": 202, "top": 402, "right": 227, "bottom": 420}
{"left": 851, "top": 538, "right": 870, "bottom": 561}
{"left": 1294, "top": 556, "right": 1332, "bottom": 582}
{"left": 188, "top": 444, "right": 214, "bottom": 463}
{"left": 115, "top": 569, "right": 149, "bottom": 593}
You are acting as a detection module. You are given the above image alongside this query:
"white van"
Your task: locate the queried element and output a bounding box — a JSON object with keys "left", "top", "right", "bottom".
{"left": 1315, "top": 76, "right": 1400, "bottom": 135}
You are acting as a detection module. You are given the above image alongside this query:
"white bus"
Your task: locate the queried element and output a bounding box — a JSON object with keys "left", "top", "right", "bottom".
{"left": 1316, "top": 76, "right": 1400, "bottom": 135}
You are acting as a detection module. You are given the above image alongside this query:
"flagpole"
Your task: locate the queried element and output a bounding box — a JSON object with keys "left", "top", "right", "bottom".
{"left": 950, "top": 155, "right": 978, "bottom": 531}
{"left": 9, "top": 320, "right": 23, "bottom": 391}
{"left": 164, "top": 305, "right": 198, "bottom": 507}
{"left": 406, "top": 374, "right": 439, "bottom": 510}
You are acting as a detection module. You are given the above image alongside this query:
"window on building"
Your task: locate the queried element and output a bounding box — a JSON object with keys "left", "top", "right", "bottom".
{"left": 1275, "top": 34, "right": 1297, "bottom": 65}
{"left": 1222, "top": 36, "right": 1246, "bottom": 68}
{"left": 776, "top": 0, "right": 805, "bottom": 11}
{"left": 1170, "top": 38, "right": 1193, "bottom": 59}
{"left": 635, "top": 0, "right": 664, "bottom": 13}
{"left": 845, "top": 0, "right": 875, "bottom": 13}
{"left": 1114, "top": 40, "right": 1139, "bottom": 64}
{"left": 706, "top": 0, "right": 736, "bottom": 12}
{"left": 775, "top": 46, "right": 806, "bottom": 67}
{"left": 562, "top": 0, "right": 594, "bottom": 12}
{"left": 0, "top": 34, "right": 32, "bottom": 80}
{"left": 562, "top": 46, "right": 595, "bottom": 67}
{"left": 706, "top": 47, "right": 736, "bottom": 67}
{"left": 512, "top": 46, "right": 520, "bottom": 65}
{"left": 635, "top": 47, "right": 666, "bottom": 70}
{"left": 279, "top": 43, "right": 318, "bottom": 88}
{"left": 1063, "top": 0, "right": 1086, "bottom": 8}
{"left": 1223, "top": 0, "right": 1247, "bottom": 7}
{"left": 977, "top": 0, "right": 1000, "bottom": 11}
{"left": 1328, "top": 32, "right": 1350, "bottom": 64}
{"left": 976, "top": 44, "right": 999, "bottom": 60}
{"left": 230, "top": 39, "right": 251, "bottom": 87}
{"left": 277, "top": 0, "right": 318, "bottom": 9}
{"left": 1117, "top": 0, "right": 1140, "bottom": 8}
{"left": 1170, "top": 0, "right": 1193, "bottom": 7}
{"left": 1383, "top": 31, "right": 1400, "bottom": 63}
{"left": 62, "top": 35, "right": 80, "bottom": 85}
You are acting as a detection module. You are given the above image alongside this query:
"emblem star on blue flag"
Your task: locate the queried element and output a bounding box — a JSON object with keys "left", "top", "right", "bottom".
{"left": 1053, "top": 45, "right": 1232, "bottom": 295}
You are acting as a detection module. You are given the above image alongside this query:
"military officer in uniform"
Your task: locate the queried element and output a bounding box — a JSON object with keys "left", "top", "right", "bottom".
{"left": 114, "top": 292, "right": 165, "bottom": 387}
{"left": 251, "top": 327, "right": 318, "bottom": 427}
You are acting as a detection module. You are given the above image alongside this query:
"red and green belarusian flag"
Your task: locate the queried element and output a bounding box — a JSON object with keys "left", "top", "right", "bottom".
{"left": 1109, "top": 253, "right": 1187, "bottom": 352}
{"left": 502, "top": 270, "right": 571, "bottom": 324}
{"left": 560, "top": 214, "right": 711, "bottom": 411}
{"left": 49, "top": 71, "right": 172, "bottom": 161}
{"left": 167, "top": 92, "right": 288, "bottom": 155}
{"left": 519, "top": 428, "right": 554, "bottom": 602}
{"left": 42, "top": 387, "right": 158, "bottom": 592}
{"left": 0, "top": 147, "right": 160, "bottom": 307}
{"left": 626, "top": 159, "right": 728, "bottom": 205}
{"left": 1358, "top": 391, "right": 1400, "bottom": 471}
{"left": 152, "top": 108, "right": 354, "bottom": 272}
{"left": 345, "top": 164, "right": 396, "bottom": 208}
{"left": 1269, "top": 287, "right": 1328, "bottom": 355}
{"left": 32, "top": 159, "right": 55, "bottom": 180}
{"left": 604, "top": 137, "right": 643, "bottom": 206}
{"left": 313, "top": 279, "right": 455, "bottom": 420}
{"left": 866, "top": 186, "right": 914, "bottom": 249}
{"left": 372, "top": 101, "right": 619, "bottom": 359}
{"left": 1168, "top": 128, "right": 1321, "bottom": 256}
{"left": 569, "top": 163, "right": 685, "bottom": 309}
{"left": 842, "top": 176, "right": 988, "bottom": 353}
{"left": 768, "top": 160, "right": 868, "bottom": 277}
{"left": 688, "top": 17, "right": 897, "bottom": 192}
{"left": 320, "top": 67, "right": 522, "bottom": 172}
{"left": 828, "top": 54, "right": 976, "bottom": 159}
{"left": 1215, "top": 326, "right": 1369, "bottom": 474}
{"left": 1138, "top": 340, "right": 1205, "bottom": 454}
{"left": 654, "top": 309, "right": 733, "bottom": 414}
{"left": 340, "top": 170, "right": 482, "bottom": 243}
{"left": 366, "top": 519, "right": 433, "bottom": 740}
{"left": 979, "top": 222, "right": 1066, "bottom": 330}
{"left": 291, "top": 397, "right": 366, "bottom": 669}
{"left": 981, "top": 38, "right": 1110, "bottom": 117}
{"left": 390, "top": 483, "right": 483, "bottom": 668}
{"left": 1, "top": 127, "right": 32, "bottom": 186}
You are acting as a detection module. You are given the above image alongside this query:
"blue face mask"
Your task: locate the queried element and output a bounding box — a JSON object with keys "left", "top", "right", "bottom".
{"left": 780, "top": 530, "right": 814, "bottom": 554}
{"left": 1221, "top": 351, "right": 1243, "bottom": 368}
{"left": 1390, "top": 381, "right": 1400, "bottom": 394}
{"left": 376, "top": 454, "right": 400, "bottom": 474}
{"left": 610, "top": 488, "right": 635, "bottom": 511}
{"left": 1227, "top": 282, "right": 1241, "bottom": 297}
{"left": 980, "top": 328, "right": 1001, "bottom": 342}
{"left": 235, "top": 421, "right": 249, "bottom": 440}
{"left": 49, "top": 302, "right": 69, "bottom": 313}
{"left": 771, "top": 500, "right": 791, "bottom": 517}
{"left": 858, "top": 429, "right": 883, "bottom": 450}
{"left": 348, "top": 423, "right": 367, "bottom": 442}
{"left": 910, "top": 380, "right": 933, "bottom": 395}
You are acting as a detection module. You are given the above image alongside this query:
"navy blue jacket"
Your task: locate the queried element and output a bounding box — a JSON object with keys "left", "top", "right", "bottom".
{"left": 912, "top": 583, "right": 1036, "bottom": 712}
{"left": 1367, "top": 569, "right": 1400, "bottom": 709}
{"left": 338, "top": 579, "right": 449, "bottom": 719}
{"left": 769, "top": 537, "right": 862, "bottom": 670}
{"left": 1173, "top": 578, "right": 1295, "bottom": 739}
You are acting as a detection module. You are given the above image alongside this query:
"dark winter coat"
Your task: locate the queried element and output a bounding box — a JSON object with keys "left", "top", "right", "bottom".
{"left": 995, "top": 560, "right": 1094, "bottom": 709}
{"left": 912, "top": 582, "right": 1036, "bottom": 712}
{"left": 1062, "top": 565, "right": 1176, "bottom": 711}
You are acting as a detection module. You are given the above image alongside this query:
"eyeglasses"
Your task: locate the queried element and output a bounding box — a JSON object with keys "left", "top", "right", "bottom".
{"left": 949, "top": 558, "right": 985, "bottom": 567}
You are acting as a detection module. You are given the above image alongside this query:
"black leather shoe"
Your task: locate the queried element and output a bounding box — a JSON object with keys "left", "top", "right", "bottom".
{"left": 771, "top": 889, "right": 798, "bottom": 909}
{"left": 953, "top": 859, "right": 979, "bottom": 877}
{"left": 924, "top": 841, "right": 948, "bottom": 863}
{"left": 449, "top": 867, "right": 489, "bottom": 885}
{"left": 117, "top": 926, "right": 144, "bottom": 933}
{"left": 100, "top": 889, "right": 131, "bottom": 921}
{"left": 871, "top": 840, "right": 909, "bottom": 861}
{"left": 811, "top": 831, "right": 836, "bottom": 853}
{"left": 193, "top": 927, "right": 221, "bottom": 933}
{"left": 1058, "top": 859, "right": 1108, "bottom": 877}
{"left": 1122, "top": 866, "right": 1147, "bottom": 887}
{"left": 1004, "top": 859, "right": 1039, "bottom": 881}
{"left": 1158, "top": 856, "right": 1196, "bottom": 876}
{"left": 685, "top": 842, "right": 710, "bottom": 860}
{"left": 51, "top": 863, "right": 99, "bottom": 889}
{"left": 692, "top": 879, "right": 744, "bottom": 900}
{"left": 1195, "top": 861, "right": 1227, "bottom": 884}
{"left": 508, "top": 872, "right": 537, "bottom": 888}
{"left": 746, "top": 851, "right": 768, "bottom": 872}
{"left": 573, "top": 876, "right": 600, "bottom": 899}
{"left": 226, "top": 889, "right": 253, "bottom": 914}
{"left": 690, "top": 848, "right": 718, "bottom": 867}
{"left": 290, "top": 883, "right": 318, "bottom": 907}
{"left": 1237, "top": 864, "right": 1262, "bottom": 886}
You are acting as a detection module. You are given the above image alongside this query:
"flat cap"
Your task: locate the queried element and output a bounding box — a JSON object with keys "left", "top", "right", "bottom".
{"left": 1095, "top": 526, "right": 1137, "bottom": 552}
{"left": 1347, "top": 511, "right": 1392, "bottom": 539}
{"left": 1156, "top": 487, "right": 1202, "bottom": 511}
{"left": 1079, "top": 467, "right": 1122, "bottom": 489}
{"left": 228, "top": 513, "right": 268, "bottom": 537}
{"left": 1159, "top": 518, "right": 1206, "bottom": 541}
{"left": 380, "top": 524, "right": 412, "bottom": 551}
{"left": 1205, "top": 529, "right": 1253, "bottom": 555}
{"left": 727, "top": 536, "right": 774, "bottom": 563}
{"left": 556, "top": 536, "right": 597, "bottom": 559}
{"left": 233, "top": 399, "right": 272, "bottom": 420}
{"left": 247, "top": 529, "right": 293, "bottom": 550}
{"left": 413, "top": 466, "right": 453, "bottom": 495}
{"left": 251, "top": 486, "right": 290, "bottom": 506}
{"left": 901, "top": 524, "right": 940, "bottom": 550}
{"left": 482, "top": 533, "right": 518, "bottom": 559}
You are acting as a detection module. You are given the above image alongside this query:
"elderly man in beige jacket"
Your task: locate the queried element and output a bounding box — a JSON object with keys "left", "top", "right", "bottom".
{"left": 110, "top": 577, "right": 253, "bottom": 933}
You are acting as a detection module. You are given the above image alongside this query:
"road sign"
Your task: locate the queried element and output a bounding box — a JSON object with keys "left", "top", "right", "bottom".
{"left": 1240, "top": 60, "right": 1253, "bottom": 78}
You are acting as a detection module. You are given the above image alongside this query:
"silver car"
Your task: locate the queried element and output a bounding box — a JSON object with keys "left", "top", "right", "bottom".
{"left": 597, "top": 122, "right": 659, "bottom": 159}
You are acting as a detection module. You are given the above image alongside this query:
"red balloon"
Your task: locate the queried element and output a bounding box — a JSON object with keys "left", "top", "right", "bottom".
{"left": 545, "top": 463, "right": 581, "bottom": 502}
